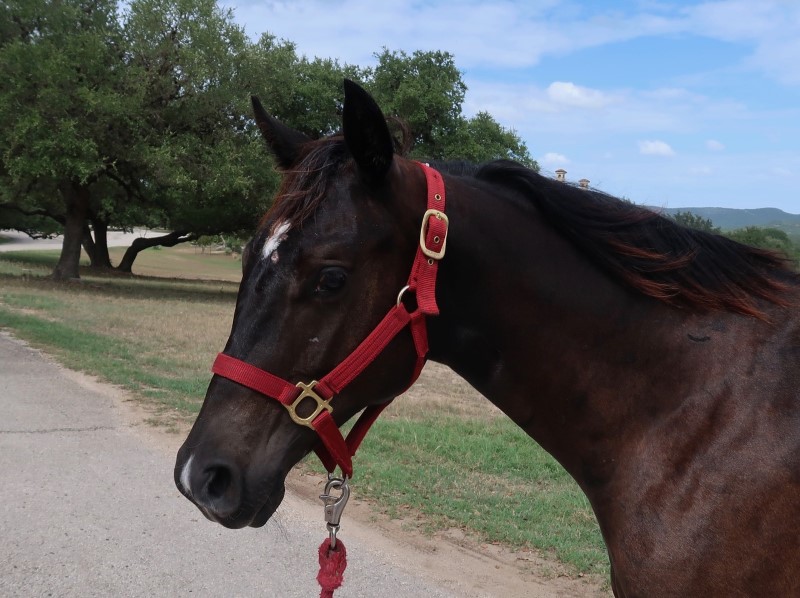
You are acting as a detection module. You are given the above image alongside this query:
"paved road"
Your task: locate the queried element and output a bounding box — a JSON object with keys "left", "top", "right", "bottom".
{"left": 0, "top": 229, "right": 154, "bottom": 253}
{"left": 0, "top": 333, "right": 463, "bottom": 598}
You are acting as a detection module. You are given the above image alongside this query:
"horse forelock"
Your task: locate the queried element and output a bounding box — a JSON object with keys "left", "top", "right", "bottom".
{"left": 258, "top": 136, "right": 350, "bottom": 235}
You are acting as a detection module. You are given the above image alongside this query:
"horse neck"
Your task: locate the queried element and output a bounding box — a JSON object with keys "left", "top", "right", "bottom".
{"left": 425, "top": 175, "right": 712, "bottom": 490}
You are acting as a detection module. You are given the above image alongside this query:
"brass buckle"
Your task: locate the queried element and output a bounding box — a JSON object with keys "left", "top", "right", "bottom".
{"left": 419, "top": 209, "right": 449, "bottom": 260}
{"left": 287, "top": 381, "right": 332, "bottom": 428}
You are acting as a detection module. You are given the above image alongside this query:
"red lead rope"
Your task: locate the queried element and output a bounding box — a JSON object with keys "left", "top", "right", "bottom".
{"left": 317, "top": 538, "right": 347, "bottom": 598}
{"left": 211, "top": 162, "right": 447, "bottom": 477}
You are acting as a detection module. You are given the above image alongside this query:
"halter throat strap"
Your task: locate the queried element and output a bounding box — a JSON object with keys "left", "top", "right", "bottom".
{"left": 211, "top": 163, "right": 447, "bottom": 478}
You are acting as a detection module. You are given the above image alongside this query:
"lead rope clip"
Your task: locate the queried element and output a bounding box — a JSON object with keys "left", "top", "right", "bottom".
{"left": 319, "top": 474, "right": 350, "bottom": 549}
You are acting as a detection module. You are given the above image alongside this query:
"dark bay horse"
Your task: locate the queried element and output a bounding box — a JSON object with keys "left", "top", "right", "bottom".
{"left": 175, "top": 80, "right": 800, "bottom": 596}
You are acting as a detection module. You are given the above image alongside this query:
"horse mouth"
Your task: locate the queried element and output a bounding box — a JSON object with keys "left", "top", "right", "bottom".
{"left": 194, "top": 483, "right": 286, "bottom": 529}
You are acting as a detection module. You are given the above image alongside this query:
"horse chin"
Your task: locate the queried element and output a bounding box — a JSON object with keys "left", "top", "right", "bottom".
{"left": 198, "top": 483, "right": 286, "bottom": 530}
{"left": 249, "top": 483, "right": 286, "bottom": 528}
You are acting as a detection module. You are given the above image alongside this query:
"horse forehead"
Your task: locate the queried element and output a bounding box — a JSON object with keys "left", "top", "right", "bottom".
{"left": 260, "top": 221, "right": 291, "bottom": 261}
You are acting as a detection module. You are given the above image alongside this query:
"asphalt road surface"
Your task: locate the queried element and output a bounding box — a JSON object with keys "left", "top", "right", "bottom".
{"left": 0, "top": 229, "right": 153, "bottom": 253}
{"left": 0, "top": 333, "right": 466, "bottom": 598}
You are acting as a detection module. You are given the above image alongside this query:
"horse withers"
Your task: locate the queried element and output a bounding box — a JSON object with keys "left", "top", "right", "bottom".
{"left": 175, "top": 79, "right": 800, "bottom": 596}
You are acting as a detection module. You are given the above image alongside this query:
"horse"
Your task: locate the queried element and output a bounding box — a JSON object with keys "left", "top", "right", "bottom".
{"left": 174, "top": 79, "right": 800, "bottom": 596}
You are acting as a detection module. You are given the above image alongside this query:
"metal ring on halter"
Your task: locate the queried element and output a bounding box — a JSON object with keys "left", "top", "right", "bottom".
{"left": 396, "top": 285, "right": 410, "bottom": 307}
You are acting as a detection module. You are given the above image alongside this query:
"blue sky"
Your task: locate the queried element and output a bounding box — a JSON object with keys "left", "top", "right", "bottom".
{"left": 226, "top": 1, "right": 800, "bottom": 213}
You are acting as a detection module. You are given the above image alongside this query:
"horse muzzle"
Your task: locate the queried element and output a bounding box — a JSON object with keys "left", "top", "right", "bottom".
{"left": 174, "top": 450, "right": 285, "bottom": 529}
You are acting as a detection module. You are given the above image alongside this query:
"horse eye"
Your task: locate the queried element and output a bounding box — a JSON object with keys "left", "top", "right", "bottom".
{"left": 315, "top": 267, "right": 347, "bottom": 294}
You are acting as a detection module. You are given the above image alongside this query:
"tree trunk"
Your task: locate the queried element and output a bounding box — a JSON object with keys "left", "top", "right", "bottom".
{"left": 81, "top": 223, "right": 95, "bottom": 261}
{"left": 82, "top": 218, "right": 112, "bottom": 269}
{"left": 92, "top": 219, "right": 111, "bottom": 268}
{"left": 52, "top": 182, "right": 90, "bottom": 280}
{"left": 116, "top": 230, "right": 197, "bottom": 273}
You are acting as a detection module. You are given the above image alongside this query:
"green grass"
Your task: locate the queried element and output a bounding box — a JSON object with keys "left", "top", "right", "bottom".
{"left": 0, "top": 248, "right": 608, "bottom": 575}
{"left": 0, "top": 249, "right": 63, "bottom": 273}
{"left": 355, "top": 415, "right": 606, "bottom": 573}
{"left": 0, "top": 251, "right": 239, "bottom": 422}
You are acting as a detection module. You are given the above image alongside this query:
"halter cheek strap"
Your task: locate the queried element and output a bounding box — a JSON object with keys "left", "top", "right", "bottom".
{"left": 211, "top": 162, "right": 448, "bottom": 478}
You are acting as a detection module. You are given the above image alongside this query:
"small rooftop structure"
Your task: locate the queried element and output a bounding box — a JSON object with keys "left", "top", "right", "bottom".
{"left": 578, "top": 178, "right": 590, "bottom": 189}
{"left": 554, "top": 168, "right": 567, "bottom": 182}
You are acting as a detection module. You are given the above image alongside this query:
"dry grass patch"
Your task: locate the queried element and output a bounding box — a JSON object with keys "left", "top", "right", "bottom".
{"left": 390, "top": 361, "right": 503, "bottom": 420}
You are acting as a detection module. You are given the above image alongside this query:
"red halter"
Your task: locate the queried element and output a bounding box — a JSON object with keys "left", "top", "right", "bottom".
{"left": 211, "top": 162, "right": 447, "bottom": 478}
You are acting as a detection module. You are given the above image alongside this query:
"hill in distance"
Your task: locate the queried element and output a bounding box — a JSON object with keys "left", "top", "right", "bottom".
{"left": 657, "top": 206, "right": 800, "bottom": 232}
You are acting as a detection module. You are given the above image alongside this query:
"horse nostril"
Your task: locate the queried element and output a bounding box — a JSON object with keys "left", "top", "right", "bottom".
{"left": 178, "top": 456, "right": 244, "bottom": 521}
{"left": 204, "top": 465, "right": 232, "bottom": 500}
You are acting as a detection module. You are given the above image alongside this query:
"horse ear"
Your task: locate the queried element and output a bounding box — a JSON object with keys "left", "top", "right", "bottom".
{"left": 342, "top": 79, "right": 394, "bottom": 183}
{"left": 251, "top": 95, "right": 310, "bottom": 169}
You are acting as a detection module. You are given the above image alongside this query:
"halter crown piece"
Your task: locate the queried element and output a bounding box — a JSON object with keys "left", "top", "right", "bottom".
{"left": 210, "top": 162, "right": 448, "bottom": 478}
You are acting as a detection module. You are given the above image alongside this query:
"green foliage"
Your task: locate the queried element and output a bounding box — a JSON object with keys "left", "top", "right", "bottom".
{"left": 0, "top": 206, "right": 63, "bottom": 238}
{"left": 193, "top": 233, "right": 246, "bottom": 254}
{"left": 247, "top": 35, "right": 366, "bottom": 138}
{"left": 447, "top": 111, "right": 537, "bottom": 168}
{"left": 1, "top": 1, "right": 537, "bottom": 276}
{"left": 369, "top": 49, "right": 466, "bottom": 158}
{"left": 122, "top": 0, "right": 277, "bottom": 235}
{"left": 366, "top": 49, "right": 536, "bottom": 168}
{"left": 727, "top": 226, "right": 790, "bottom": 247}
{"left": 0, "top": 0, "right": 281, "bottom": 276}
{"left": 725, "top": 226, "right": 800, "bottom": 263}
{"left": 662, "top": 207, "right": 800, "bottom": 231}
{"left": 671, "top": 212, "right": 799, "bottom": 267}
{"left": 0, "top": 0, "right": 127, "bottom": 218}
{"left": 671, "top": 211, "right": 721, "bottom": 233}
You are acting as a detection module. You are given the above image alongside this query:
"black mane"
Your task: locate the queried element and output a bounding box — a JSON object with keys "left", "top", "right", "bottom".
{"left": 473, "top": 160, "right": 797, "bottom": 318}
{"left": 262, "top": 140, "right": 796, "bottom": 318}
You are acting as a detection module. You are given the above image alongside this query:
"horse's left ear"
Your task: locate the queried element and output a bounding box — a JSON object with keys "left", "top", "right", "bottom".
{"left": 251, "top": 95, "right": 311, "bottom": 169}
{"left": 342, "top": 79, "right": 394, "bottom": 183}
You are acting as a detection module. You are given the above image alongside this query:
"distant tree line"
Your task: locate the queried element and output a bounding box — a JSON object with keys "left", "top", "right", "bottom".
{"left": 671, "top": 211, "right": 800, "bottom": 266}
{"left": 0, "top": 0, "right": 536, "bottom": 279}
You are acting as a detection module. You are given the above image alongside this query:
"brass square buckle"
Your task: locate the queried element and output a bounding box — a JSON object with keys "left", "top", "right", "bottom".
{"left": 286, "top": 380, "right": 333, "bottom": 428}
{"left": 419, "top": 209, "right": 449, "bottom": 260}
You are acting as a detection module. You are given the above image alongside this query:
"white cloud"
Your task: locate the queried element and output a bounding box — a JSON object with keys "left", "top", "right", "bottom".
{"left": 232, "top": 1, "right": 800, "bottom": 85}
{"left": 639, "top": 140, "right": 675, "bottom": 156}
{"left": 229, "top": 0, "right": 800, "bottom": 93}
{"left": 706, "top": 139, "right": 725, "bottom": 151}
{"left": 771, "top": 167, "right": 793, "bottom": 177}
{"left": 231, "top": 0, "right": 572, "bottom": 68}
{"left": 542, "top": 152, "right": 570, "bottom": 167}
{"left": 681, "top": 1, "right": 800, "bottom": 85}
{"left": 464, "top": 79, "right": 750, "bottom": 142}
{"left": 546, "top": 82, "right": 615, "bottom": 109}
{"left": 689, "top": 165, "right": 713, "bottom": 175}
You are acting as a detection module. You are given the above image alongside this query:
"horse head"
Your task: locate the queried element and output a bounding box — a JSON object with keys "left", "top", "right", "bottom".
{"left": 174, "top": 81, "right": 431, "bottom": 528}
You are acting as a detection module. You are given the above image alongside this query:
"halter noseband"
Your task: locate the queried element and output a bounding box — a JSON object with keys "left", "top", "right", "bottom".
{"left": 211, "top": 162, "right": 447, "bottom": 478}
